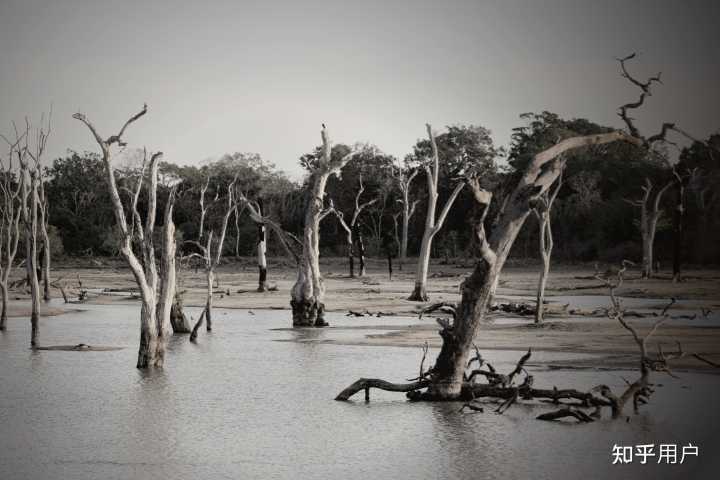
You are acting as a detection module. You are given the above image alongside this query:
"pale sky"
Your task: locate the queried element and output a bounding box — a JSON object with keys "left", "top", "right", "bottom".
{"left": 1, "top": 0, "right": 718, "bottom": 179}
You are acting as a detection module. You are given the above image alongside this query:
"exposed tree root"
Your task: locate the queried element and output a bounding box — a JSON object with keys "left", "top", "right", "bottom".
{"left": 336, "top": 262, "right": 720, "bottom": 422}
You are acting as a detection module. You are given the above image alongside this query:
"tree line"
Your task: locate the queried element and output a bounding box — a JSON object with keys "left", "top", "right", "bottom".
{"left": 37, "top": 114, "right": 719, "bottom": 269}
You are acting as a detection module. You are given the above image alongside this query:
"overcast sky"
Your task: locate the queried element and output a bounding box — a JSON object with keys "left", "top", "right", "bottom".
{"left": 1, "top": 0, "right": 718, "bottom": 179}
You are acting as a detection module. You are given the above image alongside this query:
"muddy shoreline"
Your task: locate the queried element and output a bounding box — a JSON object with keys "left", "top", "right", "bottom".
{"left": 6, "top": 256, "right": 720, "bottom": 371}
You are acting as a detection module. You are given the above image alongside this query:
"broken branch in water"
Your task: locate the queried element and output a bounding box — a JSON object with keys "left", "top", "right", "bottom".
{"left": 335, "top": 260, "right": 719, "bottom": 422}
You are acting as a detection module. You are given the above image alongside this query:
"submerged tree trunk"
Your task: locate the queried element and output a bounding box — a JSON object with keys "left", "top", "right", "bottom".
{"left": 421, "top": 132, "right": 641, "bottom": 398}
{"left": 0, "top": 283, "right": 7, "bottom": 330}
{"left": 137, "top": 295, "right": 159, "bottom": 368}
{"left": 409, "top": 125, "right": 465, "bottom": 302}
{"left": 291, "top": 126, "right": 359, "bottom": 327}
{"left": 74, "top": 105, "right": 178, "bottom": 368}
{"left": 409, "top": 231, "right": 433, "bottom": 301}
{"left": 38, "top": 188, "right": 51, "bottom": 301}
{"left": 206, "top": 269, "right": 214, "bottom": 331}
{"left": 257, "top": 222, "right": 268, "bottom": 291}
{"left": 20, "top": 170, "right": 42, "bottom": 348}
{"left": 292, "top": 181, "right": 327, "bottom": 326}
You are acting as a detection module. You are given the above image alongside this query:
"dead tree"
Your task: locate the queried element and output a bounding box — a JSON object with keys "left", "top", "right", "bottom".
{"left": 255, "top": 200, "right": 269, "bottom": 291}
{"left": 25, "top": 114, "right": 52, "bottom": 301}
{"left": 198, "top": 173, "right": 214, "bottom": 239}
{"left": 330, "top": 173, "right": 377, "bottom": 277}
{"left": 671, "top": 168, "right": 695, "bottom": 283}
{"left": 17, "top": 135, "right": 42, "bottom": 347}
{"left": 531, "top": 169, "right": 562, "bottom": 323}
{"left": 74, "top": 105, "right": 179, "bottom": 368}
{"left": 338, "top": 128, "right": 643, "bottom": 400}
{"left": 409, "top": 125, "right": 466, "bottom": 301}
{"left": 626, "top": 178, "right": 672, "bottom": 278}
{"left": 346, "top": 76, "right": 709, "bottom": 401}
{"left": 0, "top": 129, "right": 26, "bottom": 330}
{"left": 393, "top": 166, "right": 419, "bottom": 270}
{"left": 290, "top": 126, "right": 360, "bottom": 326}
{"left": 186, "top": 178, "right": 237, "bottom": 335}
{"left": 170, "top": 291, "right": 191, "bottom": 334}
{"left": 236, "top": 190, "right": 302, "bottom": 269}
{"left": 338, "top": 261, "right": 716, "bottom": 422}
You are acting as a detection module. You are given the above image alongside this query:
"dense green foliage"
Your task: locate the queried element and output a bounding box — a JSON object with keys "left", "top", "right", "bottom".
{"left": 42, "top": 116, "right": 719, "bottom": 265}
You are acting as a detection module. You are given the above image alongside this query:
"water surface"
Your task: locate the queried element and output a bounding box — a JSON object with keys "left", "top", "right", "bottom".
{"left": 1, "top": 302, "right": 718, "bottom": 479}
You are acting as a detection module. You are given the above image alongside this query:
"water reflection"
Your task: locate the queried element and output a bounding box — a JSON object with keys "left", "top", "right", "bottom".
{"left": 0, "top": 303, "right": 718, "bottom": 480}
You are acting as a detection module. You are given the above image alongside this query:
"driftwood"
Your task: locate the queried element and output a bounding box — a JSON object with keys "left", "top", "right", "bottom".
{"left": 34, "top": 344, "right": 123, "bottom": 352}
{"left": 346, "top": 310, "right": 398, "bottom": 318}
{"left": 336, "top": 262, "right": 719, "bottom": 422}
{"left": 189, "top": 306, "right": 208, "bottom": 342}
{"left": 537, "top": 408, "right": 595, "bottom": 423}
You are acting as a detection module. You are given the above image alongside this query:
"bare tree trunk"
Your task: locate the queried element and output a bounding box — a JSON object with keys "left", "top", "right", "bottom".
{"left": 170, "top": 295, "right": 191, "bottom": 333}
{"left": 394, "top": 169, "right": 418, "bottom": 271}
{"left": 24, "top": 173, "right": 42, "bottom": 348}
{"left": 533, "top": 173, "right": 562, "bottom": 324}
{"left": 137, "top": 295, "right": 159, "bottom": 368}
{"left": 355, "top": 224, "right": 366, "bottom": 277}
{"left": 206, "top": 269, "right": 214, "bottom": 331}
{"left": 330, "top": 173, "right": 376, "bottom": 278}
{"left": 38, "top": 190, "right": 51, "bottom": 301}
{"left": 401, "top": 206, "right": 409, "bottom": 270}
{"left": 157, "top": 197, "right": 179, "bottom": 345}
{"left": 192, "top": 180, "right": 236, "bottom": 336}
{"left": 234, "top": 207, "right": 241, "bottom": 258}
{"left": 630, "top": 178, "right": 671, "bottom": 279}
{"left": 291, "top": 126, "right": 359, "bottom": 326}
{"left": 671, "top": 171, "right": 686, "bottom": 282}
{"left": 74, "top": 105, "right": 177, "bottom": 368}
{"left": 0, "top": 282, "right": 7, "bottom": 330}
{"left": 1, "top": 128, "right": 25, "bottom": 331}
{"left": 535, "top": 244, "right": 551, "bottom": 323}
{"left": 292, "top": 185, "right": 327, "bottom": 326}
{"left": 422, "top": 132, "right": 641, "bottom": 398}
{"left": 410, "top": 231, "right": 433, "bottom": 301}
{"left": 409, "top": 125, "right": 465, "bottom": 302}
{"left": 257, "top": 221, "right": 268, "bottom": 291}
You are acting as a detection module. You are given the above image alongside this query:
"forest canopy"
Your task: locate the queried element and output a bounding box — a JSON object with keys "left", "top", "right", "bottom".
{"left": 43, "top": 113, "right": 719, "bottom": 266}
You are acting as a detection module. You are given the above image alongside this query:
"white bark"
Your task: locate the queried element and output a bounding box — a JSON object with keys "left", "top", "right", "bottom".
{"left": 628, "top": 178, "right": 671, "bottom": 278}
{"left": 189, "top": 179, "right": 237, "bottom": 335}
{"left": 20, "top": 169, "right": 41, "bottom": 347}
{"left": 427, "top": 131, "right": 642, "bottom": 399}
{"left": 330, "top": 173, "right": 377, "bottom": 278}
{"left": 532, "top": 171, "right": 562, "bottom": 324}
{"left": 290, "top": 126, "right": 360, "bottom": 326}
{"left": 74, "top": 105, "right": 178, "bottom": 368}
{"left": 0, "top": 133, "right": 24, "bottom": 330}
{"left": 257, "top": 222, "right": 268, "bottom": 291}
{"left": 394, "top": 168, "right": 419, "bottom": 270}
{"left": 409, "top": 124, "right": 465, "bottom": 301}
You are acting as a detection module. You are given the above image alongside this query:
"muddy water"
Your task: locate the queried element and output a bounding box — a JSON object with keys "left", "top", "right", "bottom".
{"left": 1, "top": 302, "right": 719, "bottom": 479}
